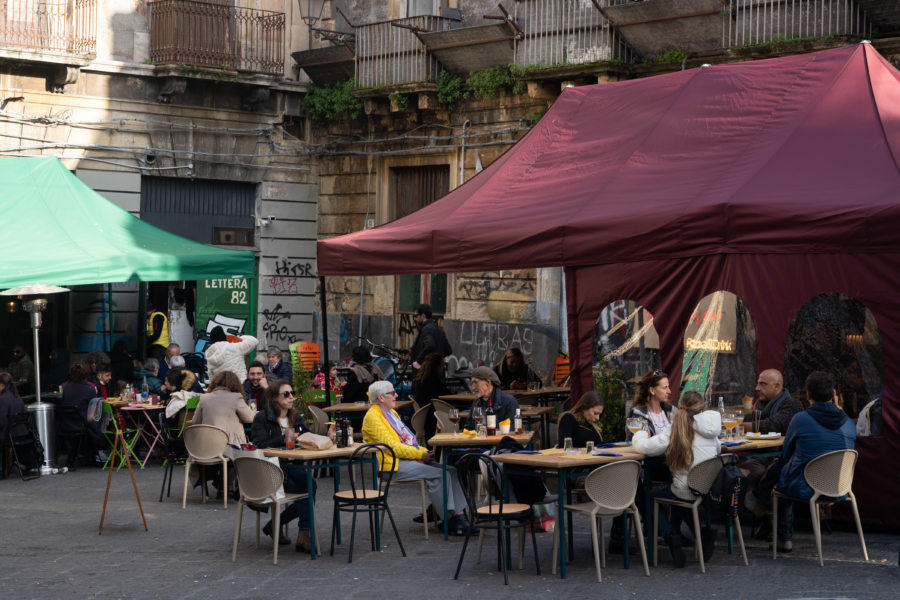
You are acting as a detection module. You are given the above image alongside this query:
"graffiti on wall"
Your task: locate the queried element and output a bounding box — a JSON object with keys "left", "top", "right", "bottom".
{"left": 444, "top": 320, "right": 558, "bottom": 375}
{"left": 269, "top": 276, "right": 299, "bottom": 296}
{"left": 262, "top": 303, "right": 298, "bottom": 344}
{"left": 74, "top": 295, "right": 111, "bottom": 353}
{"left": 274, "top": 258, "right": 315, "bottom": 278}
{"left": 458, "top": 272, "right": 536, "bottom": 301}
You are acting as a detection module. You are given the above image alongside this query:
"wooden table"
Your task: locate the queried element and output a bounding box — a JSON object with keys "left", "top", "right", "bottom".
{"left": 263, "top": 444, "right": 374, "bottom": 559}
{"left": 493, "top": 445, "right": 645, "bottom": 578}
{"left": 322, "top": 400, "right": 412, "bottom": 414}
{"left": 457, "top": 406, "right": 553, "bottom": 447}
{"left": 508, "top": 385, "right": 571, "bottom": 407}
{"left": 428, "top": 431, "right": 535, "bottom": 539}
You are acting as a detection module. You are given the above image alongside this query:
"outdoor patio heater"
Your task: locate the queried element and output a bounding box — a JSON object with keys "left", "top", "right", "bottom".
{"left": 1, "top": 284, "right": 69, "bottom": 474}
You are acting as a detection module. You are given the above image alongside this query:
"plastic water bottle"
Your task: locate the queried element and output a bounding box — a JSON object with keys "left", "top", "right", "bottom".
{"left": 141, "top": 376, "right": 150, "bottom": 403}
{"left": 717, "top": 396, "right": 725, "bottom": 415}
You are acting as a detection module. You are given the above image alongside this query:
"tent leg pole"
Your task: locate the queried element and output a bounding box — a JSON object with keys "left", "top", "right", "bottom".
{"left": 138, "top": 282, "right": 147, "bottom": 361}
{"left": 107, "top": 283, "right": 114, "bottom": 352}
{"left": 320, "top": 276, "right": 330, "bottom": 398}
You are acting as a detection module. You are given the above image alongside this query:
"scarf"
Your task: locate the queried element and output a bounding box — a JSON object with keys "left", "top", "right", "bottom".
{"left": 379, "top": 405, "right": 418, "bottom": 448}
{"left": 350, "top": 363, "right": 384, "bottom": 386}
{"left": 760, "top": 390, "right": 789, "bottom": 421}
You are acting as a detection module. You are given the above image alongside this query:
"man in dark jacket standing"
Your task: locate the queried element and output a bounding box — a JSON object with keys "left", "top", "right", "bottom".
{"left": 410, "top": 304, "right": 451, "bottom": 369}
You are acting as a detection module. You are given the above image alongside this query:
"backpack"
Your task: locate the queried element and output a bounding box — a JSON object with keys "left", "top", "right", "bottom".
{"left": 705, "top": 454, "right": 744, "bottom": 522}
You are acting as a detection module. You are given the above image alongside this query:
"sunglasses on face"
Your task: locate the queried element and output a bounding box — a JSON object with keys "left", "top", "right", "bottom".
{"left": 281, "top": 390, "right": 295, "bottom": 398}
{"left": 383, "top": 391, "right": 398, "bottom": 397}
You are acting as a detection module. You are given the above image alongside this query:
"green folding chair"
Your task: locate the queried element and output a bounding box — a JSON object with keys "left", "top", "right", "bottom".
{"left": 176, "top": 395, "right": 202, "bottom": 438}
{"left": 101, "top": 402, "right": 142, "bottom": 470}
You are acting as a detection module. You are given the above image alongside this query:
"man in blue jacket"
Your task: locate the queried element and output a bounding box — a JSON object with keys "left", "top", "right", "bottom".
{"left": 774, "top": 371, "right": 856, "bottom": 552}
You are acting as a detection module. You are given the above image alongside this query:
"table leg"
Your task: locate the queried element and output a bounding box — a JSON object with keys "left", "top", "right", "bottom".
{"left": 557, "top": 471, "right": 567, "bottom": 578}
{"left": 372, "top": 455, "right": 381, "bottom": 550}
{"left": 334, "top": 458, "right": 343, "bottom": 545}
{"left": 441, "top": 451, "right": 449, "bottom": 540}
{"left": 138, "top": 409, "right": 164, "bottom": 468}
{"left": 308, "top": 466, "right": 318, "bottom": 559}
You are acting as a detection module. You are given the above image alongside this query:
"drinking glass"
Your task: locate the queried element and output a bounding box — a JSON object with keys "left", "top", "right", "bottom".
{"left": 563, "top": 437, "right": 575, "bottom": 454}
{"left": 734, "top": 425, "right": 744, "bottom": 441}
{"left": 448, "top": 408, "right": 460, "bottom": 436}
{"left": 585, "top": 441, "right": 595, "bottom": 455}
{"left": 722, "top": 409, "right": 741, "bottom": 441}
{"left": 472, "top": 406, "right": 484, "bottom": 427}
{"left": 626, "top": 417, "right": 643, "bottom": 435}
{"left": 477, "top": 425, "right": 487, "bottom": 438}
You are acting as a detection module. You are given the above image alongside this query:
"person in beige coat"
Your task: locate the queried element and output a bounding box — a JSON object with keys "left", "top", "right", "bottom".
{"left": 192, "top": 371, "right": 256, "bottom": 445}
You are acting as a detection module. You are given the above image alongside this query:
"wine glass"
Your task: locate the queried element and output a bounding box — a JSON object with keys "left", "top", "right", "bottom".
{"left": 722, "top": 408, "right": 742, "bottom": 441}
{"left": 472, "top": 406, "right": 484, "bottom": 428}
{"left": 448, "top": 408, "right": 460, "bottom": 436}
{"left": 626, "top": 417, "right": 644, "bottom": 436}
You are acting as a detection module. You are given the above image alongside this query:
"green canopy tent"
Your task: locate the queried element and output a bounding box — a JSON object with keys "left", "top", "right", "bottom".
{"left": 0, "top": 156, "right": 256, "bottom": 351}
{"left": 0, "top": 157, "right": 255, "bottom": 287}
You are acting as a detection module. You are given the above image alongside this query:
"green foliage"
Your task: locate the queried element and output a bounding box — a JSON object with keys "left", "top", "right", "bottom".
{"left": 593, "top": 351, "right": 627, "bottom": 442}
{"left": 389, "top": 91, "right": 409, "bottom": 112}
{"left": 525, "top": 107, "right": 547, "bottom": 127}
{"left": 467, "top": 65, "right": 516, "bottom": 99}
{"left": 642, "top": 49, "right": 688, "bottom": 66}
{"left": 435, "top": 71, "right": 467, "bottom": 109}
{"left": 292, "top": 365, "right": 313, "bottom": 420}
{"left": 302, "top": 80, "right": 364, "bottom": 122}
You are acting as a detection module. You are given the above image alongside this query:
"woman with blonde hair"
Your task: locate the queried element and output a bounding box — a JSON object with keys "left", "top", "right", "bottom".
{"left": 633, "top": 391, "right": 721, "bottom": 568}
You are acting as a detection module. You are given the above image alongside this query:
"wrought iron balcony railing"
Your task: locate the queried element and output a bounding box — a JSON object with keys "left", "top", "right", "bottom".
{"left": 148, "top": 0, "right": 284, "bottom": 76}
{"left": 0, "top": 0, "right": 96, "bottom": 56}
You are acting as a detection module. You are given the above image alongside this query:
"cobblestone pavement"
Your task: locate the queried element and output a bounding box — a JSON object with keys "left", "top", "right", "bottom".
{"left": 1, "top": 463, "right": 897, "bottom": 599}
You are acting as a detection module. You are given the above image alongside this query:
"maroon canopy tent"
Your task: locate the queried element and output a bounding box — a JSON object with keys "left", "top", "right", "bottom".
{"left": 318, "top": 43, "right": 900, "bottom": 523}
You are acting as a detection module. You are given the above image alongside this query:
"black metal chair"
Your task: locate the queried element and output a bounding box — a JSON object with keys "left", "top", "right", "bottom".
{"left": 54, "top": 405, "right": 87, "bottom": 470}
{"left": 454, "top": 452, "right": 541, "bottom": 585}
{"left": 158, "top": 412, "right": 188, "bottom": 502}
{"left": 330, "top": 443, "right": 406, "bottom": 563}
{"left": 4, "top": 412, "right": 43, "bottom": 481}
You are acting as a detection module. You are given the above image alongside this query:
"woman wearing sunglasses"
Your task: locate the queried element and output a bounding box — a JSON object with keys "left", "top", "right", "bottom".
{"left": 251, "top": 379, "right": 335, "bottom": 552}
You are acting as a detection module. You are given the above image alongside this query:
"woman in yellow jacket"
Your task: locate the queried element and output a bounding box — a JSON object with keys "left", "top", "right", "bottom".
{"left": 362, "top": 380, "right": 472, "bottom": 536}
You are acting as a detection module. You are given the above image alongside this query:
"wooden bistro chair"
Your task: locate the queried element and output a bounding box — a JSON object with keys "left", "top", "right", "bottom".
{"left": 454, "top": 452, "right": 541, "bottom": 586}
{"left": 331, "top": 443, "right": 406, "bottom": 563}
{"left": 772, "top": 449, "right": 868, "bottom": 566}
{"left": 181, "top": 425, "right": 229, "bottom": 509}
{"left": 653, "top": 456, "right": 748, "bottom": 573}
{"left": 231, "top": 456, "right": 313, "bottom": 566}
{"left": 552, "top": 460, "right": 649, "bottom": 582}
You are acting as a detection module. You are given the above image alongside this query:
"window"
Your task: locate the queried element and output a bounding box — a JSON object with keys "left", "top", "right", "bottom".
{"left": 594, "top": 299, "right": 660, "bottom": 392}
{"left": 391, "top": 165, "right": 450, "bottom": 346}
{"left": 680, "top": 291, "right": 756, "bottom": 407}
{"left": 785, "top": 293, "right": 883, "bottom": 419}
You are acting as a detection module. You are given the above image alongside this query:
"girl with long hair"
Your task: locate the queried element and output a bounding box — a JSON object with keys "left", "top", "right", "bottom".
{"left": 556, "top": 391, "right": 604, "bottom": 447}
{"left": 633, "top": 391, "right": 721, "bottom": 568}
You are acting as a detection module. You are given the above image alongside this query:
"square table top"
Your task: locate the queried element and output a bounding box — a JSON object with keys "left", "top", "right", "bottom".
{"left": 262, "top": 444, "right": 362, "bottom": 461}
{"left": 492, "top": 446, "right": 645, "bottom": 469}
{"left": 427, "top": 430, "right": 535, "bottom": 448}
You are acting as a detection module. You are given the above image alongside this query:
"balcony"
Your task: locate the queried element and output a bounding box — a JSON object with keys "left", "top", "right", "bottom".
{"left": 148, "top": 0, "right": 284, "bottom": 77}
{"left": 0, "top": 0, "right": 96, "bottom": 58}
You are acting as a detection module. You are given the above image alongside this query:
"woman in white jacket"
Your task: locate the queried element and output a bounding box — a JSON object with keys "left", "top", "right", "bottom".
{"left": 205, "top": 326, "right": 258, "bottom": 383}
{"left": 632, "top": 391, "right": 721, "bottom": 568}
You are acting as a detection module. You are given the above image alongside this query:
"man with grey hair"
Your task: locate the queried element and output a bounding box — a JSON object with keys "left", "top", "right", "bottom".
{"left": 362, "top": 380, "right": 473, "bottom": 535}
{"left": 266, "top": 346, "right": 292, "bottom": 380}
{"left": 158, "top": 343, "right": 181, "bottom": 379}
{"left": 133, "top": 357, "right": 162, "bottom": 394}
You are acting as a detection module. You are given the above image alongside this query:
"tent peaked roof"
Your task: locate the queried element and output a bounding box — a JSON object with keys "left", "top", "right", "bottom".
{"left": 318, "top": 43, "right": 900, "bottom": 276}
{"left": 0, "top": 157, "right": 255, "bottom": 288}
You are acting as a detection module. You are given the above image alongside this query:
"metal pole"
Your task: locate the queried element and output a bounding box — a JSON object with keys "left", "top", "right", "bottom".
{"left": 107, "top": 283, "right": 114, "bottom": 352}
{"left": 32, "top": 316, "right": 42, "bottom": 404}
{"left": 320, "top": 276, "right": 331, "bottom": 400}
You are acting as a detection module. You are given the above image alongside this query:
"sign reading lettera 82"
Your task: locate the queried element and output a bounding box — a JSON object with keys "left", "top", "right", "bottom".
{"left": 196, "top": 277, "right": 252, "bottom": 340}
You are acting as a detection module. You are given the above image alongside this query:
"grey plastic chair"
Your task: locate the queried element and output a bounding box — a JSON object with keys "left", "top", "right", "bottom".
{"left": 431, "top": 398, "right": 455, "bottom": 415}
{"left": 553, "top": 460, "right": 649, "bottom": 582}
{"left": 772, "top": 449, "right": 867, "bottom": 566}
{"left": 653, "top": 456, "right": 748, "bottom": 573}
{"left": 307, "top": 405, "right": 329, "bottom": 435}
{"left": 182, "top": 425, "right": 229, "bottom": 509}
{"left": 434, "top": 410, "right": 456, "bottom": 435}
{"left": 231, "top": 456, "right": 313, "bottom": 565}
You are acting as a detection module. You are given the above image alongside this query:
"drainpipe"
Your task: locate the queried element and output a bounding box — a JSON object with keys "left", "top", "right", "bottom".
{"left": 460, "top": 120, "right": 471, "bottom": 184}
